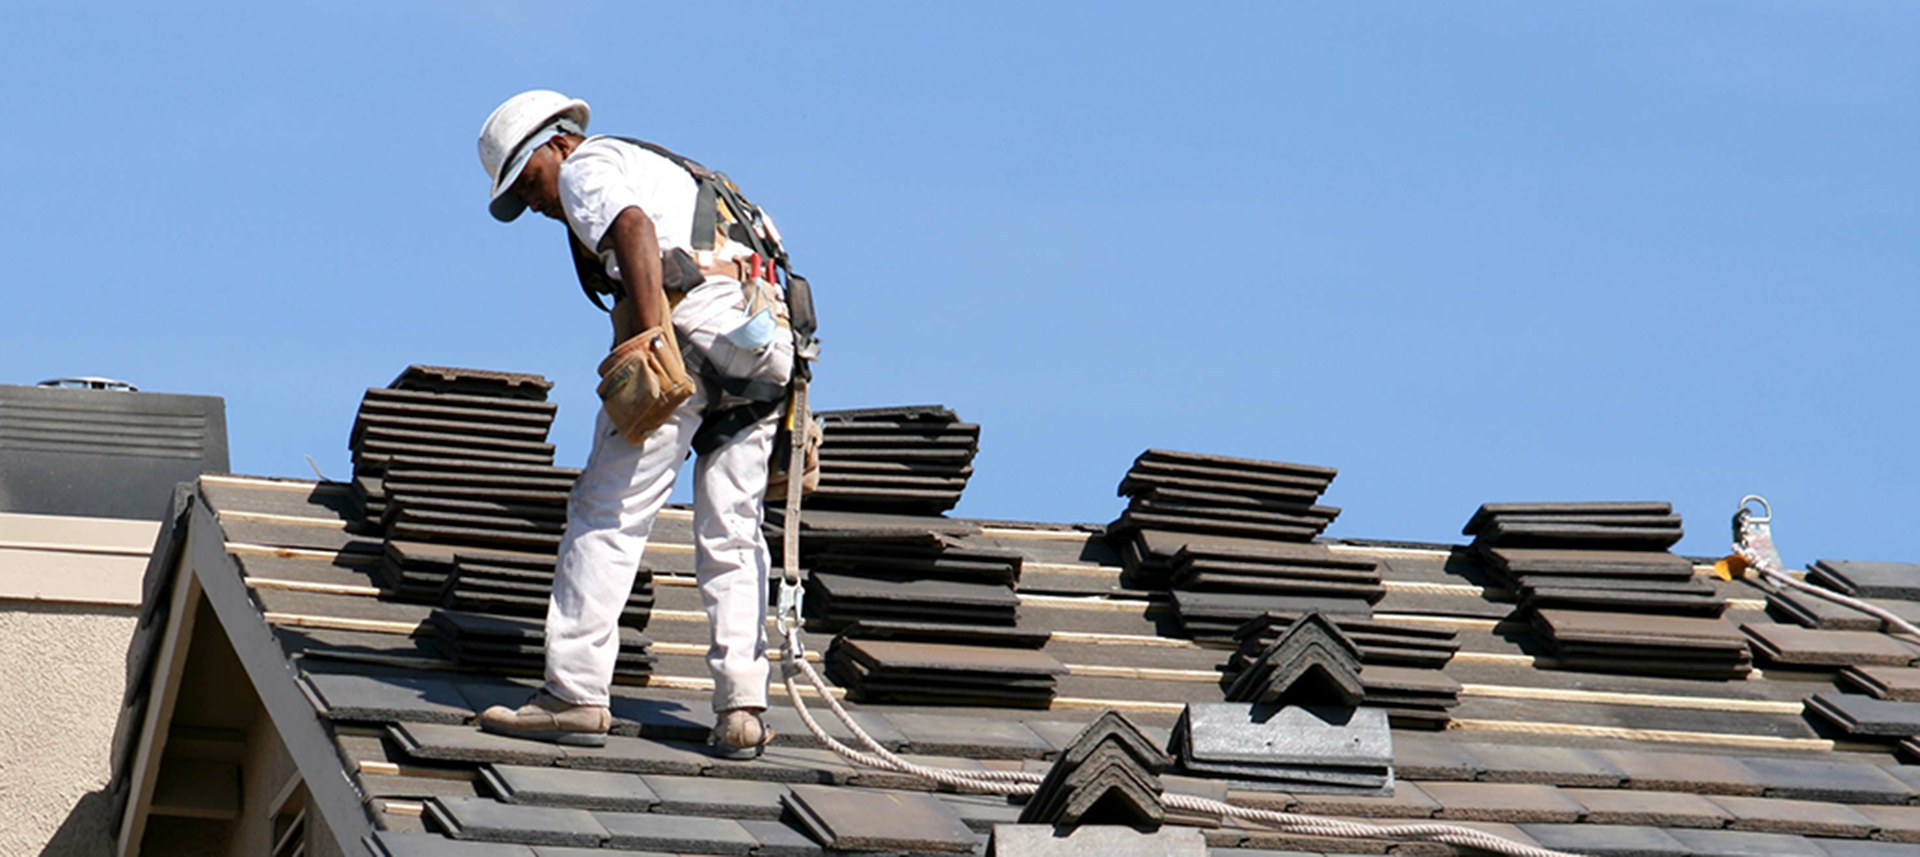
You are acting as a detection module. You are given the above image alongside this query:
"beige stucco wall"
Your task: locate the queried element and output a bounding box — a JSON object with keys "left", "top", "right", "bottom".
{"left": 0, "top": 600, "right": 140, "bottom": 857}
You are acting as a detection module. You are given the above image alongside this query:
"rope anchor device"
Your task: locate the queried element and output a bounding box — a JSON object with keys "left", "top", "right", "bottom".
{"left": 1728, "top": 495, "right": 1920, "bottom": 639}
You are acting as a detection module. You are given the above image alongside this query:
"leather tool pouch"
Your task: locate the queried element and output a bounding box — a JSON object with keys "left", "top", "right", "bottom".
{"left": 766, "top": 415, "right": 823, "bottom": 498}
{"left": 596, "top": 325, "right": 696, "bottom": 442}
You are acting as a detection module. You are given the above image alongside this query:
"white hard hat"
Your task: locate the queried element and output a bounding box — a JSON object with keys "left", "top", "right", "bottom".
{"left": 478, "top": 90, "right": 591, "bottom": 222}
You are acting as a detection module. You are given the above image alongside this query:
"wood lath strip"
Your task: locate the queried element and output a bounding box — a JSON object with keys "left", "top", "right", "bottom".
{"left": 218, "top": 510, "right": 350, "bottom": 529}
{"left": 1456, "top": 684, "right": 1804, "bottom": 714}
{"left": 248, "top": 577, "right": 383, "bottom": 598}
{"left": 264, "top": 612, "right": 420, "bottom": 636}
{"left": 1449, "top": 718, "right": 1834, "bottom": 752}
{"left": 225, "top": 542, "right": 378, "bottom": 563}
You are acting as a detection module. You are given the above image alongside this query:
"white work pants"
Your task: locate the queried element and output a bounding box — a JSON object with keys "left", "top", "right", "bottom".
{"left": 544, "top": 277, "right": 788, "bottom": 713}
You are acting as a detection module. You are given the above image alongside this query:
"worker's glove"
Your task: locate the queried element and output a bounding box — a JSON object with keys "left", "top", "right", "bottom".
{"left": 597, "top": 325, "right": 695, "bottom": 443}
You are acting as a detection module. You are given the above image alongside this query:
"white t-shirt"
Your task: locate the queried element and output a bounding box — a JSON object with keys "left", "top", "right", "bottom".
{"left": 557, "top": 137, "right": 702, "bottom": 284}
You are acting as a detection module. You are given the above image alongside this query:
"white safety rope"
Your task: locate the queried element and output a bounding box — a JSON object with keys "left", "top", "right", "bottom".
{"left": 1732, "top": 496, "right": 1920, "bottom": 640}
{"left": 767, "top": 380, "right": 1583, "bottom": 856}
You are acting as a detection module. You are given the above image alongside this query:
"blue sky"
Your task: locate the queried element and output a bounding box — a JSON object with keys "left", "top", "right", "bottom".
{"left": 3, "top": 2, "right": 1914, "bottom": 566}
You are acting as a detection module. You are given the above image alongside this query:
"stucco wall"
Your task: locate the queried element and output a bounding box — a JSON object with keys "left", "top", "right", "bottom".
{"left": 0, "top": 600, "right": 140, "bottom": 857}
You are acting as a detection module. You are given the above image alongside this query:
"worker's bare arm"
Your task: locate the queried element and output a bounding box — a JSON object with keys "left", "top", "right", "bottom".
{"left": 603, "top": 206, "right": 668, "bottom": 335}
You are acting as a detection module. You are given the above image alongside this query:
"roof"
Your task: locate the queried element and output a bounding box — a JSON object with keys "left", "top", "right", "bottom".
{"left": 104, "top": 468, "right": 1920, "bottom": 856}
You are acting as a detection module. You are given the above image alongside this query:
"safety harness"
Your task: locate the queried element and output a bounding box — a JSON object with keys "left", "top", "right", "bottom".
{"left": 567, "top": 136, "right": 820, "bottom": 457}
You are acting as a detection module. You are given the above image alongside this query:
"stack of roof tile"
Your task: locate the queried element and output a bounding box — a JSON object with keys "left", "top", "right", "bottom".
{"left": 1532, "top": 608, "right": 1753, "bottom": 679}
{"left": 443, "top": 552, "right": 653, "bottom": 630}
{"left": 1468, "top": 502, "right": 1721, "bottom": 616}
{"left": 426, "top": 610, "right": 654, "bottom": 680}
{"left": 808, "top": 405, "right": 978, "bottom": 515}
{"left": 348, "top": 366, "right": 576, "bottom": 553}
{"left": 825, "top": 621, "right": 1064, "bottom": 707}
{"left": 1166, "top": 590, "right": 1372, "bottom": 642}
{"left": 1120, "top": 529, "right": 1384, "bottom": 602}
{"left": 771, "top": 508, "right": 1022, "bottom": 629}
{"left": 1223, "top": 611, "right": 1460, "bottom": 729}
{"left": 1169, "top": 702, "right": 1393, "bottom": 795}
{"left": 1018, "top": 710, "right": 1171, "bottom": 827}
{"left": 1108, "top": 450, "right": 1341, "bottom": 548}
{"left": 1227, "top": 612, "right": 1461, "bottom": 670}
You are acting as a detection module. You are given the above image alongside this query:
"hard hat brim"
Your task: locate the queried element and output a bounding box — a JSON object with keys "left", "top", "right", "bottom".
{"left": 485, "top": 97, "right": 589, "bottom": 223}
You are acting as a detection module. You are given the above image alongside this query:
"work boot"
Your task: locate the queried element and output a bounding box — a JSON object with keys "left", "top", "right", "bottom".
{"left": 709, "top": 707, "right": 774, "bottom": 759}
{"left": 478, "top": 689, "right": 611, "bottom": 746}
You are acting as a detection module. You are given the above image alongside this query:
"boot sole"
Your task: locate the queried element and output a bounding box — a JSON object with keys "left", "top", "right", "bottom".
{"left": 479, "top": 720, "right": 608, "bottom": 747}
{"left": 706, "top": 741, "right": 766, "bottom": 760}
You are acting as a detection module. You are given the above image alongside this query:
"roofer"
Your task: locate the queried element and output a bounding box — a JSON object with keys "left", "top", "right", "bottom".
{"left": 471, "top": 90, "right": 816, "bottom": 758}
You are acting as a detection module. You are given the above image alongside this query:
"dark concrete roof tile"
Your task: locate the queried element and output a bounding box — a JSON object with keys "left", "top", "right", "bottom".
{"left": 529, "top": 849, "right": 675, "bottom": 857}
{"left": 783, "top": 783, "right": 980, "bottom": 852}
{"left": 1812, "top": 840, "right": 1920, "bottom": 857}
{"left": 1851, "top": 801, "right": 1920, "bottom": 842}
{"left": 888, "top": 712, "right": 1054, "bottom": 759}
{"left": 557, "top": 735, "right": 710, "bottom": 775}
{"left": 1420, "top": 781, "right": 1587, "bottom": 823}
{"left": 1841, "top": 665, "right": 1920, "bottom": 701}
{"left": 425, "top": 796, "right": 608, "bottom": 847}
{"left": 1737, "top": 756, "right": 1915, "bottom": 805}
{"left": 358, "top": 773, "right": 481, "bottom": 801}
{"left": 735, "top": 818, "right": 826, "bottom": 857}
{"left": 390, "top": 723, "right": 564, "bottom": 766}
{"left": 639, "top": 774, "right": 790, "bottom": 819}
{"left": 1593, "top": 749, "right": 1766, "bottom": 796}
{"left": 1561, "top": 788, "right": 1733, "bottom": 829}
{"left": 1288, "top": 780, "right": 1437, "bottom": 818}
{"left": 590, "top": 811, "right": 758, "bottom": 855}
{"left": 1809, "top": 560, "right": 1920, "bottom": 600}
{"left": 755, "top": 706, "right": 907, "bottom": 751}
{"left": 1806, "top": 692, "right": 1920, "bottom": 736}
{"left": 1707, "top": 794, "right": 1877, "bottom": 838}
{"left": 1515, "top": 823, "right": 1689, "bottom": 857}
{"left": 1456, "top": 743, "right": 1626, "bottom": 787}
{"left": 990, "top": 824, "right": 1209, "bottom": 856}
{"left": 1743, "top": 624, "right": 1920, "bottom": 668}
{"left": 481, "top": 764, "right": 657, "bottom": 813}
{"left": 370, "top": 831, "right": 537, "bottom": 857}
{"left": 937, "top": 792, "right": 1025, "bottom": 834}
{"left": 304, "top": 670, "right": 474, "bottom": 724}
{"left": 1662, "top": 828, "right": 1829, "bottom": 857}
{"left": 1390, "top": 734, "right": 1481, "bottom": 780}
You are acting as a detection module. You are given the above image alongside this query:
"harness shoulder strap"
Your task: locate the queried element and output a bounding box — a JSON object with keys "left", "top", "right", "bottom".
{"left": 569, "top": 230, "right": 620, "bottom": 312}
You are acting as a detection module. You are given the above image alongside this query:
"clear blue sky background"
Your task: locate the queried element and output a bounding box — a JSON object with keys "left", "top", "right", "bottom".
{"left": 3, "top": 3, "right": 1914, "bottom": 565}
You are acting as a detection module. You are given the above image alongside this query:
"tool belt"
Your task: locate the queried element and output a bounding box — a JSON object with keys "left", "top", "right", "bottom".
{"left": 596, "top": 325, "right": 695, "bottom": 443}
